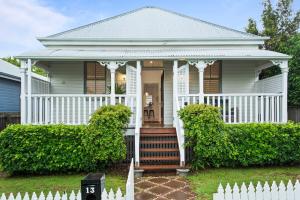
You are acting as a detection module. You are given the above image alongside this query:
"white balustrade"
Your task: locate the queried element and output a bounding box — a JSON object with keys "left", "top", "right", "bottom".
{"left": 25, "top": 94, "right": 136, "bottom": 126}
{"left": 178, "top": 93, "right": 283, "bottom": 123}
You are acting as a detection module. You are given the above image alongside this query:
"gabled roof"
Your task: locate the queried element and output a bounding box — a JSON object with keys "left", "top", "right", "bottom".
{"left": 40, "top": 7, "right": 266, "bottom": 42}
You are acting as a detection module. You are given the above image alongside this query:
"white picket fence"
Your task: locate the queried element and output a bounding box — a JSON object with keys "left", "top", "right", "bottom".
{"left": 214, "top": 180, "right": 300, "bottom": 200}
{"left": 0, "top": 160, "right": 134, "bottom": 200}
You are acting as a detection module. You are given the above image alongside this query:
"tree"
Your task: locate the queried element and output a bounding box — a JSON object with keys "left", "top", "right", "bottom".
{"left": 246, "top": 18, "right": 259, "bottom": 35}
{"left": 1, "top": 57, "right": 47, "bottom": 76}
{"left": 283, "top": 34, "right": 300, "bottom": 106}
{"left": 245, "top": 0, "right": 300, "bottom": 106}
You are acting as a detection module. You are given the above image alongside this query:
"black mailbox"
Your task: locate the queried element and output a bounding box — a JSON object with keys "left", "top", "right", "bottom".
{"left": 81, "top": 173, "right": 105, "bottom": 200}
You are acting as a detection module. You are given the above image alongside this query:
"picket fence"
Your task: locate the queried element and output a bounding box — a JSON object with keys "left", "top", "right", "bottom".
{"left": 0, "top": 160, "right": 134, "bottom": 200}
{"left": 213, "top": 180, "right": 300, "bottom": 200}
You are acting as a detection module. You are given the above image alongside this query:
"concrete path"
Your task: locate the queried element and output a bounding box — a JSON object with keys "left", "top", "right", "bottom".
{"left": 135, "top": 176, "right": 196, "bottom": 200}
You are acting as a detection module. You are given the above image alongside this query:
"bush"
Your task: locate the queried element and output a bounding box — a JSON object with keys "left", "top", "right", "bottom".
{"left": 227, "top": 123, "right": 300, "bottom": 166}
{"left": 0, "top": 124, "right": 93, "bottom": 174}
{"left": 0, "top": 104, "right": 132, "bottom": 174}
{"left": 179, "top": 104, "right": 300, "bottom": 169}
{"left": 178, "top": 104, "right": 232, "bottom": 169}
{"left": 84, "top": 104, "right": 131, "bottom": 168}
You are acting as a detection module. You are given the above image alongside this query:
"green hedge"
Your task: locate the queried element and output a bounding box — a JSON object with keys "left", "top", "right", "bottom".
{"left": 227, "top": 123, "right": 300, "bottom": 167}
{"left": 0, "top": 124, "right": 92, "bottom": 174}
{"left": 0, "top": 105, "right": 131, "bottom": 174}
{"left": 85, "top": 104, "right": 131, "bottom": 168}
{"left": 179, "top": 104, "right": 300, "bottom": 169}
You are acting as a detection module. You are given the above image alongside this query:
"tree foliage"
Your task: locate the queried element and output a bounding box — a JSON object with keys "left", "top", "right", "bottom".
{"left": 1, "top": 57, "right": 47, "bottom": 77}
{"left": 246, "top": 0, "right": 300, "bottom": 106}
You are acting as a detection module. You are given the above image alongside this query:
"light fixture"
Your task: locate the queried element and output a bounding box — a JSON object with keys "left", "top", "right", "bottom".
{"left": 145, "top": 92, "right": 149, "bottom": 96}
{"left": 149, "top": 61, "right": 153, "bottom": 64}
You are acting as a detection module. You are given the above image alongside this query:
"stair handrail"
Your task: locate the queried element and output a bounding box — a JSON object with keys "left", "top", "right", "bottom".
{"left": 134, "top": 95, "right": 141, "bottom": 167}
{"left": 175, "top": 98, "right": 185, "bottom": 167}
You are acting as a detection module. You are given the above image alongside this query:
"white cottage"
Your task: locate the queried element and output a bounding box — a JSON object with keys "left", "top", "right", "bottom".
{"left": 16, "top": 7, "right": 290, "bottom": 170}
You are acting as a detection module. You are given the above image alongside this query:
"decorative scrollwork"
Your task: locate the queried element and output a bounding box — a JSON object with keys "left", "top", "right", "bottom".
{"left": 98, "top": 61, "right": 127, "bottom": 70}
{"left": 270, "top": 60, "right": 284, "bottom": 66}
{"left": 188, "top": 60, "right": 216, "bottom": 70}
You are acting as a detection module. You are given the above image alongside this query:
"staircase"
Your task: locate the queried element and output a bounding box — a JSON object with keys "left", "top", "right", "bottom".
{"left": 137, "top": 127, "right": 181, "bottom": 172}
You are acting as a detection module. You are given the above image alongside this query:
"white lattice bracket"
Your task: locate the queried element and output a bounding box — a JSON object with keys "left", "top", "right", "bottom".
{"left": 188, "top": 60, "right": 216, "bottom": 71}
{"left": 188, "top": 60, "right": 216, "bottom": 103}
{"left": 98, "top": 61, "right": 127, "bottom": 71}
{"left": 98, "top": 61, "right": 127, "bottom": 105}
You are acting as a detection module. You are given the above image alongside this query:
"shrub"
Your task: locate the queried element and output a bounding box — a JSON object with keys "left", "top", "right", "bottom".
{"left": 84, "top": 104, "right": 131, "bottom": 168}
{"left": 179, "top": 104, "right": 300, "bottom": 169}
{"left": 0, "top": 104, "right": 132, "bottom": 174}
{"left": 0, "top": 124, "right": 93, "bottom": 174}
{"left": 226, "top": 123, "right": 300, "bottom": 166}
{"left": 178, "top": 104, "right": 232, "bottom": 169}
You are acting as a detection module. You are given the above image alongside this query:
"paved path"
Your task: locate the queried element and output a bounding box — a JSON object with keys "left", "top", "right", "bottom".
{"left": 135, "top": 176, "right": 196, "bottom": 200}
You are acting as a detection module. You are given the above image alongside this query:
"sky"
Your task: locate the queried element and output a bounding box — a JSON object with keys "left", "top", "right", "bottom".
{"left": 0, "top": 0, "right": 299, "bottom": 57}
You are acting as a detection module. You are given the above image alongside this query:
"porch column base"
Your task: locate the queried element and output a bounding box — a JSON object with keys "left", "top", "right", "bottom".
{"left": 134, "top": 169, "right": 144, "bottom": 178}
{"left": 176, "top": 168, "right": 190, "bottom": 177}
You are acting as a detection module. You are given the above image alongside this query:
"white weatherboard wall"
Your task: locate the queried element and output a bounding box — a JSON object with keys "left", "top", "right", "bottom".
{"left": 49, "top": 62, "right": 84, "bottom": 94}
{"left": 163, "top": 61, "right": 173, "bottom": 125}
{"left": 188, "top": 60, "right": 257, "bottom": 94}
{"left": 255, "top": 74, "right": 283, "bottom": 93}
{"left": 222, "top": 60, "right": 257, "bottom": 93}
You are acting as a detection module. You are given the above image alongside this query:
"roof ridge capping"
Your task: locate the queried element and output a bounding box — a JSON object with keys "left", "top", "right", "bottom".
{"left": 42, "top": 6, "right": 268, "bottom": 40}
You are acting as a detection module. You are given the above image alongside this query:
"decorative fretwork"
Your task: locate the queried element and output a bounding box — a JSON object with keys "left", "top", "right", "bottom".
{"left": 188, "top": 60, "right": 216, "bottom": 71}
{"left": 98, "top": 61, "right": 127, "bottom": 71}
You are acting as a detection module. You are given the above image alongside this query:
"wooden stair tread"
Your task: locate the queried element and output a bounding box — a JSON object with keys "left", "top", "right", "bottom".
{"left": 141, "top": 140, "right": 177, "bottom": 144}
{"left": 140, "top": 156, "right": 180, "bottom": 161}
{"left": 137, "top": 165, "right": 180, "bottom": 170}
{"left": 140, "top": 148, "right": 179, "bottom": 152}
{"left": 141, "top": 133, "right": 177, "bottom": 137}
{"left": 140, "top": 128, "right": 176, "bottom": 134}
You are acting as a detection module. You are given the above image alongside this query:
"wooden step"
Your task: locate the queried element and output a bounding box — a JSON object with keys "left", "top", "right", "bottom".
{"left": 137, "top": 164, "right": 180, "bottom": 171}
{"left": 140, "top": 156, "right": 180, "bottom": 161}
{"left": 141, "top": 133, "right": 176, "bottom": 137}
{"left": 140, "top": 128, "right": 176, "bottom": 134}
{"left": 140, "top": 140, "right": 177, "bottom": 144}
{"left": 140, "top": 148, "right": 179, "bottom": 152}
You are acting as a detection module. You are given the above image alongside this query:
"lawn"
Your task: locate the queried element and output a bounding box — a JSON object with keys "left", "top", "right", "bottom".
{"left": 188, "top": 166, "right": 300, "bottom": 200}
{"left": 0, "top": 172, "right": 126, "bottom": 195}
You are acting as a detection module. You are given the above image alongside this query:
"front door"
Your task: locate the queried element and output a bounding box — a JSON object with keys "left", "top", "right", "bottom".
{"left": 142, "top": 69, "right": 163, "bottom": 125}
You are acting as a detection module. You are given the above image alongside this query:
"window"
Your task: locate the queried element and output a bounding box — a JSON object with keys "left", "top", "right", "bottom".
{"left": 204, "top": 61, "right": 221, "bottom": 93}
{"left": 84, "top": 62, "right": 106, "bottom": 94}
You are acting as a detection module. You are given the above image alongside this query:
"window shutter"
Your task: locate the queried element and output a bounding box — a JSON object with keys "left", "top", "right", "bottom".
{"left": 126, "top": 65, "right": 137, "bottom": 94}
{"left": 177, "top": 64, "right": 189, "bottom": 95}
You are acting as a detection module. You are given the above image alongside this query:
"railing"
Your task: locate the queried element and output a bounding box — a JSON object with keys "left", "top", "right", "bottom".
{"left": 125, "top": 159, "right": 134, "bottom": 200}
{"left": 134, "top": 99, "right": 141, "bottom": 166}
{"left": 178, "top": 93, "right": 283, "bottom": 123}
{"left": 174, "top": 98, "right": 185, "bottom": 166}
{"left": 213, "top": 180, "right": 300, "bottom": 200}
{"left": 25, "top": 94, "right": 136, "bottom": 126}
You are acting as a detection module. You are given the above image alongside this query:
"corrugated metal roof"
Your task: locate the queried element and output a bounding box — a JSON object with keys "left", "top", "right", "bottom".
{"left": 16, "top": 48, "right": 290, "bottom": 60}
{"left": 44, "top": 7, "right": 264, "bottom": 41}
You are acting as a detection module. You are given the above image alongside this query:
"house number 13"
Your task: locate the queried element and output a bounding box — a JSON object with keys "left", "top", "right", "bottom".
{"left": 86, "top": 186, "right": 95, "bottom": 194}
